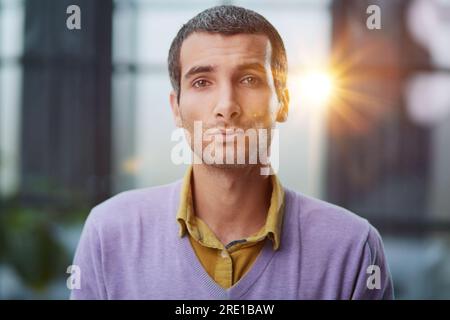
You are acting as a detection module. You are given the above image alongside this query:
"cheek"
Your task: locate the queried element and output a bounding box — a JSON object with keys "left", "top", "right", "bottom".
{"left": 241, "top": 89, "right": 278, "bottom": 124}
{"left": 179, "top": 92, "right": 212, "bottom": 122}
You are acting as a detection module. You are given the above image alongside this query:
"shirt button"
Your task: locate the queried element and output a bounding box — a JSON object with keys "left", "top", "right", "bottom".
{"left": 221, "top": 250, "right": 228, "bottom": 258}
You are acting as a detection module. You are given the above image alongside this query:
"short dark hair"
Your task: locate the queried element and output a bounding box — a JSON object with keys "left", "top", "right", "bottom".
{"left": 168, "top": 5, "right": 288, "bottom": 102}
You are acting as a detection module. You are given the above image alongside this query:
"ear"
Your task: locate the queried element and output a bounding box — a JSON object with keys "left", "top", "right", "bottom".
{"left": 170, "top": 91, "right": 183, "bottom": 128}
{"left": 276, "top": 88, "right": 289, "bottom": 123}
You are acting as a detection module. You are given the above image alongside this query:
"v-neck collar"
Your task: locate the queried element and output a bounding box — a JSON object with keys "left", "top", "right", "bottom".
{"left": 178, "top": 232, "right": 277, "bottom": 299}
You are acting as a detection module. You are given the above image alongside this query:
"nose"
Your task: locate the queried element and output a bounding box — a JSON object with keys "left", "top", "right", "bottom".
{"left": 213, "top": 82, "right": 241, "bottom": 122}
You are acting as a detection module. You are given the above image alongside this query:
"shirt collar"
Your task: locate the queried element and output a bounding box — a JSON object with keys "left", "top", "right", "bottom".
{"left": 176, "top": 165, "right": 285, "bottom": 250}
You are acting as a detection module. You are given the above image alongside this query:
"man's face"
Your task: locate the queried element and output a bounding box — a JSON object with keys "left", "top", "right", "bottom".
{"left": 170, "top": 32, "right": 288, "bottom": 167}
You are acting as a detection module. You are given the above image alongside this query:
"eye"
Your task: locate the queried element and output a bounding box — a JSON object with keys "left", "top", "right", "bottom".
{"left": 192, "top": 79, "right": 211, "bottom": 88}
{"left": 241, "top": 76, "right": 259, "bottom": 86}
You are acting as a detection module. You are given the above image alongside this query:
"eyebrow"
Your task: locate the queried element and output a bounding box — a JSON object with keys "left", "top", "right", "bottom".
{"left": 237, "top": 62, "right": 267, "bottom": 75}
{"left": 183, "top": 62, "right": 268, "bottom": 80}
{"left": 184, "top": 65, "right": 216, "bottom": 80}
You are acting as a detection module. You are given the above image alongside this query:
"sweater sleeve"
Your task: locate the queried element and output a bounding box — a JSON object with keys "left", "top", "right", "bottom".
{"left": 351, "top": 225, "right": 394, "bottom": 300}
{"left": 70, "top": 209, "right": 107, "bottom": 300}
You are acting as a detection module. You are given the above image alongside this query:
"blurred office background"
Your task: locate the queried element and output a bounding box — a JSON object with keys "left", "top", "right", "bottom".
{"left": 1, "top": 0, "right": 450, "bottom": 299}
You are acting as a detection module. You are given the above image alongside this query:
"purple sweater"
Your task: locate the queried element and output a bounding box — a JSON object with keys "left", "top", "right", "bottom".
{"left": 70, "top": 180, "right": 394, "bottom": 300}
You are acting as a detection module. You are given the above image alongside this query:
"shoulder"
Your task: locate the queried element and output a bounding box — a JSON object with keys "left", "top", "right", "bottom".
{"left": 284, "top": 188, "right": 380, "bottom": 253}
{"left": 85, "top": 180, "right": 182, "bottom": 235}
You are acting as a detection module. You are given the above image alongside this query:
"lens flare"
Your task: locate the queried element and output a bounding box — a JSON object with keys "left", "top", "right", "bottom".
{"left": 292, "top": 70, "right": 335, "bottom": 108}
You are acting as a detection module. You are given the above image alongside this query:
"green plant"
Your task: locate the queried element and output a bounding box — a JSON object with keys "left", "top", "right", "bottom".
{"left": 0, "top": 198, "right": 88, "bottom": 292}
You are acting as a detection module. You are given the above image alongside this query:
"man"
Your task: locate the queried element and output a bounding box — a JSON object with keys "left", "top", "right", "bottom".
{"left": 71, "top": 5, "right": 394, "bottom": 299}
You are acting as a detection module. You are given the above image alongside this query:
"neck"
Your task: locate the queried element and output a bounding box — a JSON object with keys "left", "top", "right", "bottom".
{"left": 191, "top": 164, "right": 272, "bottom": 246}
